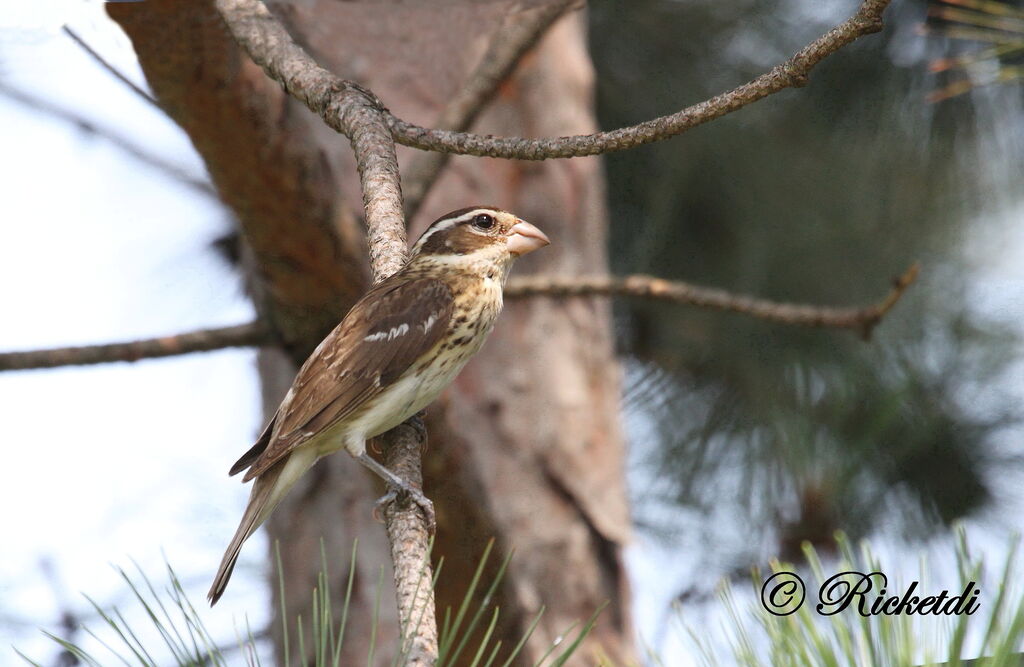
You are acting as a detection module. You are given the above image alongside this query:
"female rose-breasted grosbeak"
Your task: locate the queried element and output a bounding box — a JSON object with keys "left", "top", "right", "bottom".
{"left": 208, "top": 207, "right": 549, "bottom": 604}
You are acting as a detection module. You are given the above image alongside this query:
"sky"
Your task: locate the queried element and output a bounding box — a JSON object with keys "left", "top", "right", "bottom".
{"left": 0, "top": 2, "right": 273, "bottom": 661}
{"left": 2, "top": 1, "right": 1024, "bottom": 666}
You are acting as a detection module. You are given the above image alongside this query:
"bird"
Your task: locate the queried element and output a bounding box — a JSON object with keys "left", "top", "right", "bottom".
{"left": 208, "top": 206, "right": 550, "bottom": 604}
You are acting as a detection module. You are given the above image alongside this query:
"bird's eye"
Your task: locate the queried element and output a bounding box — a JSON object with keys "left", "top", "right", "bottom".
{"left": 472, "top": 213, "right": 495, "bottom": 230}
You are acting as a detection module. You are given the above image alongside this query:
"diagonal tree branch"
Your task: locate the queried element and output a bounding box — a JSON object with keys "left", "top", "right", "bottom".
{"left": 0, "top": 323, "right": 270, "bottom": 371}
{"left": 385, "top": 0, "right": 892, "bottom": 159}
{"left": 0, "top": 266, "right": 917, "bottom": 372}
{"left": 402, "top": 0, "right": 578, "bottom": 220}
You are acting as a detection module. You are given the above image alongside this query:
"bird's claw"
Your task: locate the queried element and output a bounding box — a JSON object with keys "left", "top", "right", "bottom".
{"left": 372, "top": 489, "right": 397, "bottom": 523}
{"left": 373, "top": 484, "right": 436, "bottom": 534}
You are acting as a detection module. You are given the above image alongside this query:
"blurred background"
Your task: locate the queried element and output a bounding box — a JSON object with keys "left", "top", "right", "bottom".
{"left": 1, "top": 0, "right": 1022, "bottom": 664}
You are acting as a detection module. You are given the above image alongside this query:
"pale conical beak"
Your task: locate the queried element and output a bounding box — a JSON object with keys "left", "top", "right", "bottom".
{"left": 507, "top": 220, "right": 551, "bottom": 256}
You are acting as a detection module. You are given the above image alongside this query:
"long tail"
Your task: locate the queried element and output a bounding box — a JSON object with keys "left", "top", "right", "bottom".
{"left": 208, "top": 448, "right": 318, "bottom": 605}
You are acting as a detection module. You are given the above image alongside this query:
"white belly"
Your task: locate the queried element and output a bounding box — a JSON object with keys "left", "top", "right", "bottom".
{"left": 336, "top": 337, "right": 485, "bottom": 455}
{"left": 322, "top": 278, "right": 502, "bottom": 458}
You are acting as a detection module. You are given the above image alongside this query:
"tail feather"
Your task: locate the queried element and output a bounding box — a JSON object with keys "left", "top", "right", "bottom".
{"left": 208, "top": 448, "right": 317, "bottom": 605}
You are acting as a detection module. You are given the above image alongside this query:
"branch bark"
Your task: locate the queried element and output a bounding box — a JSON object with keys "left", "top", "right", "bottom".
{"left": 380, "top": 417, "right": 437, "bottom": 666}
{"left": 0, "top": 323, "right": 269, "bottom": 371}
{"left": 506, "top": 263, "right": 920, "bottom": 339}
{"left": 385, "top": 0, "right": 891, "bottom": 159}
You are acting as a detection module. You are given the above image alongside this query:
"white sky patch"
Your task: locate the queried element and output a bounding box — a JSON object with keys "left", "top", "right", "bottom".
{"left": 0, "top": 13, "right": 269, "bottom": 665}
{"left": 0, "top": 0, "right": 94, "bottom": 34}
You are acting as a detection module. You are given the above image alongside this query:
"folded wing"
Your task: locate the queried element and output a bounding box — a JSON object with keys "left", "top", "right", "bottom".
{"left": 234, "top": 277, "right": 454, "bottom": 481}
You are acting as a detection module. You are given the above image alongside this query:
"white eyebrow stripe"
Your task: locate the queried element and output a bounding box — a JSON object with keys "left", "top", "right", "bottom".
{"left": 364, "top": 323, "right": 410, "bottom": 342}
{"left": 411, "top": 209, "right": 497, "bottom": 254}
{"left": 411, "top": 218, "right": 459, "bottom": 254}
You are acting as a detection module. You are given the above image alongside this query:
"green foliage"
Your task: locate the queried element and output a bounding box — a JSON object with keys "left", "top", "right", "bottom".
{"left": 20, "top": 542, "right": 598, "bottom": 667}
{"left": 682, "top": 528, "right": 1024, "bottom": 666}
{"left": 926, "top": 0, "right": 1024, "bottom": 102}
{"left": 591, "top": 0, "right": 1023, "bottom": 554}
{"left": 23, "top": 535, "right": 1024, "bottom": 666}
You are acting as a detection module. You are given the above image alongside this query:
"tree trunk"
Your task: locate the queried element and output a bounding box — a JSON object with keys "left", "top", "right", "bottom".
{"left": 109, "top": 1, "right": 633, "bottom": 664}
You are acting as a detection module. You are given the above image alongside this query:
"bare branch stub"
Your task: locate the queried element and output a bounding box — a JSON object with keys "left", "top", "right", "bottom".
{"left": 0, "top": 322, "right": 270, "bottom": 371}
{"left": 385, "top": 0, "right": 891, "bottom": 159}
{"left": 506, "top": 263, "right": 920, "bottom": 339}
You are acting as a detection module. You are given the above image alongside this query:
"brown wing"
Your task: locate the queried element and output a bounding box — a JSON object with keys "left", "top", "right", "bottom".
{"left": 228, "top": 414, "right": 277, "bottom": 476}
{"left": 237, "top": 277, "right": 454, "bottom": 481}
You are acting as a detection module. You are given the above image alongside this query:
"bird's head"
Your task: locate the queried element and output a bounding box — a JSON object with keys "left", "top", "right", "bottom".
{"left": 409, "top": 207, "right": 550, "bottom": 271}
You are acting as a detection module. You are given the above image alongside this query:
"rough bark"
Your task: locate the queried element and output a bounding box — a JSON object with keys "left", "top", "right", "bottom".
{"left": 109, "top": 1, "right": 633, "bottom": 664}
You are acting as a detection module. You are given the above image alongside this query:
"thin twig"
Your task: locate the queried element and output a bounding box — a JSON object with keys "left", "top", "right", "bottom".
{"left": 0, "top": 323, "right": 271, "bottom": 371}
{"left": 403, "top": 0, "right": 577, "bottom": 220}
{"left": 507, "top": 263, "right": 920, "bottom": 339}
{"left": 0, "top": 82, "right": 217, "bottom": 198}
{"left": 61, "top": 25, "right": 162, "bottom": 111}
{"left": 385, "top": 0, "right": 892, "bottom": 159}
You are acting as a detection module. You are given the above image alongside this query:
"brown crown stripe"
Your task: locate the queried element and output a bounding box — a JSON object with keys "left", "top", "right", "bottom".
{"left": 429, "top": 205, "right": 502, "bottom": 226}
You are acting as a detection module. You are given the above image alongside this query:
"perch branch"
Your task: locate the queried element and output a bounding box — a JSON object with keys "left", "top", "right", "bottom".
{"left": 507, "top": 263, "right": 920, "bottom": 339}
{"left": 385, "top": 0, "right": 892, "bottom": 159}
{"left": 380, "top": 417, "right": 439, "bottom": 665}
{"left": 402, "top": 0, "right": 577, "bottom": 219}
{"left": 0, "top": 323, "right": 270, "bottom": 371}
{"left": 214, "top": 0, "right": 436, "bottom": 661}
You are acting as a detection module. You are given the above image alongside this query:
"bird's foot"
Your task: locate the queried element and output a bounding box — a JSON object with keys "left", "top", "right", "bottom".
{"left": 372, "top": 486, "right": 436, "bottom": 533}
{"left": 358, "top": 453, "right": 436, "bottom": 533}
{"left": 371, "top": 489, "right": 397, "bottom": 523}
